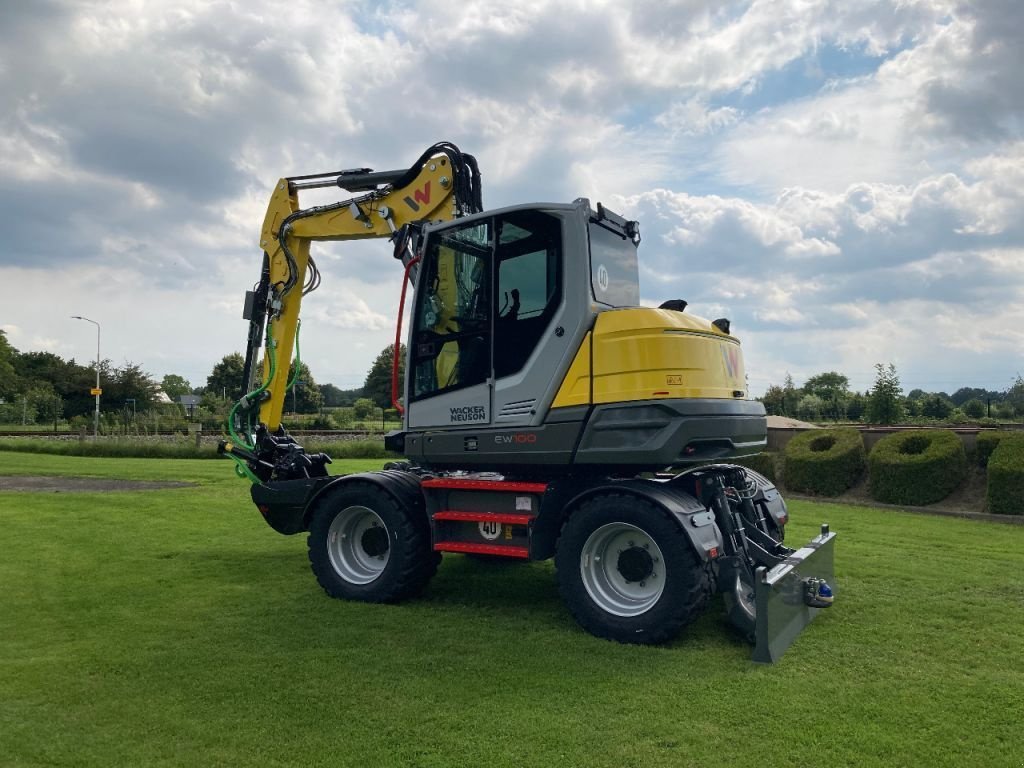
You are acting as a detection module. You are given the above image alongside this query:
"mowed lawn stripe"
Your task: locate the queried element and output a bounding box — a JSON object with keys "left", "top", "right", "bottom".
{"left": 1, "top": 454, "right": 1021, "bottom": 767}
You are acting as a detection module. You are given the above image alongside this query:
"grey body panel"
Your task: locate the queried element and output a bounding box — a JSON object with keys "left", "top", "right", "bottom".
{"left": 406, "top": 382, "right": 491, "bottom": 430}
{"left": 404, "top": 398, "right": 766, "bottom": 472}
{"left": 404, "top": 419, "right": 585, "bottom": 468}
{"left": 575, "top": 398, "right": 767, "bottom": 467}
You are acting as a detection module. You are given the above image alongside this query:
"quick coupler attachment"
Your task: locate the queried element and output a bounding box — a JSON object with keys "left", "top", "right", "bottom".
{"left": 751, "top": 523, "right": 836, "bottom": 664}
{"left": 804, "top": 577, "right": 834, "bottom": 608}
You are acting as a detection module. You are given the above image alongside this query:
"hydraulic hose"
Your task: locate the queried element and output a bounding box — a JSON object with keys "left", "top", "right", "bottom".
{"left": 285, "top": 320, "right": 301, "bottom": 394}
{"left": 226, "top": 451, "right": 260, "bottom": 483}
{"left": 228, "top": 330, "right": 278, "bottom": 449}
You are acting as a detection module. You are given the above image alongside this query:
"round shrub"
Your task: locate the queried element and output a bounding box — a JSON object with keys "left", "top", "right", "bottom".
{"left": 986, "top": 434, "right": 1024, "bottom": 516}
{"left": 868, "top": 429, "right": 967, "bottom": 506}
{"left": 783, "top": 427, "right": 865, "bottom": 496}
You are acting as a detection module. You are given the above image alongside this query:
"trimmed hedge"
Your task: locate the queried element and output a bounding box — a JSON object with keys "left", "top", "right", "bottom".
{"left": 986, "top": 434, "right": 1024, "bottom": 515}
{"left": 783, "top": 428, "right": 865, "bottom": 496}
{"left": 728, "top": 452, "right": 778, "bottom": 484}
{"left": 868, "top": 430, "right": 967, "bottom": 505}
{"left": 976, "top": 431, "right": 1021, "bottom": 467}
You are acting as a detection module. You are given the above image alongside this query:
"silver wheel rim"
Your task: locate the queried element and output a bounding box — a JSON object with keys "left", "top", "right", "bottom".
{"left": 327, "top": 505, "right": 390, "bottom": 584}
{"left": 579, "top": 522, "right": 665, "bottom": 617}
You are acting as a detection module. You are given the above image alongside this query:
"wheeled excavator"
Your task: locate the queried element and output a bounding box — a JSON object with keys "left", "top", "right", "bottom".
{"left": 218, "top": 142, "right": 835, "bottom": 662}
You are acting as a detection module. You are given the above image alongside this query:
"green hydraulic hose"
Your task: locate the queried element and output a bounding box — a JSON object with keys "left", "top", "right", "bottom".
{"left": 227, "top": 452, "right": 260, "bottom": 483}
{"left": 285, "top": 320, "right": 302, "bottom": 393}
{"left": 224, "top": 316, "right": 300, "bottom": 483}
{"left": 228, "top": 329, "right": 278, "bottom": 450}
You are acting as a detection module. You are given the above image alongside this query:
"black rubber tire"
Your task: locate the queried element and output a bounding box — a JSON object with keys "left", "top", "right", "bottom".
{"left": 555, "top": 493, "right": 712, "bottom": 645}
{"left": 307, "top": 482, "right": 439, "bottom": 603}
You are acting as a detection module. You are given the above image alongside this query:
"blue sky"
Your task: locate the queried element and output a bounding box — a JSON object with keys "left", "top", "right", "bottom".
{"left": 1, "top": 0, "right": 1021, "bottom": 397}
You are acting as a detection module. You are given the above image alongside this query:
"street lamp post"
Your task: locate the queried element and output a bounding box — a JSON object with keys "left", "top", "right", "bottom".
{"left": 71, "top": 315, "right": 101, "bottom": 439}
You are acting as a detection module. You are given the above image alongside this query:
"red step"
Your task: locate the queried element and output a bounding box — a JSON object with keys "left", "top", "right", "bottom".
{"left": 432, "top": 511, "right": 534, "bottom": 525}
{"left": 433, "top": 541, "right": 529, "bottom": 558}
{"left": 421, "top": 478, "right": 548, "bottom": 493}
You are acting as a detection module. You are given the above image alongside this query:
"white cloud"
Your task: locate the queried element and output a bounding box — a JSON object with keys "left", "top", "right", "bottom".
{"left": 656, "top": 99, "right": 741, "bottom": 137}
{"left": 0, "top": 0, "right": 1020, "bottom": 400}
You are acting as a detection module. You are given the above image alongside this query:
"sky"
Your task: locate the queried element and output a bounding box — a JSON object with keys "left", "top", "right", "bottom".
{"left": 1, "top": 0, "right": 1021, "bottom": 397}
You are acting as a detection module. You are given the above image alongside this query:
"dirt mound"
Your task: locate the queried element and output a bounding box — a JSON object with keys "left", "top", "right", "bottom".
{"left": 0, "top": 476, "right": 195, "bottom": 493}
{"left": 766, "top": 416, "right": 819, "bottom": 429}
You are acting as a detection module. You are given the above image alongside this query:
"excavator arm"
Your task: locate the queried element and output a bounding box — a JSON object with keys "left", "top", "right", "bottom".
{"left": 221, "top": 142, "right": 482, "bottom": 482}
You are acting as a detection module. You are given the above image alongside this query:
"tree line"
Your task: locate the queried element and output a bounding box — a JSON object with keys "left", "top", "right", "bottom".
{"left": 10, "top": 327, "right": 1016, "bottom": 430}
{"left": 0, "top": 330, "right": 162, "bottom": 426}
{"left": 759, "top": 364, "right": 1024, "bottom": 425}
{"left": 0, "top": 328, "right": 403, "bottom": 428}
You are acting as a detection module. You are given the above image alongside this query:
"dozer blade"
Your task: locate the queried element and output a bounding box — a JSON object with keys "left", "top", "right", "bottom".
{"left": 752, "top": 524, "right": 836, "bottom": 664}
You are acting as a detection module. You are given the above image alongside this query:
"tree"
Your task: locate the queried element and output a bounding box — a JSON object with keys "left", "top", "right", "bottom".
{"left": 993, "top": 401, "right": 1016, "bottom": 420}
{"left": 803, "top": 371, "right": 850, "bottom": 421}
{"left": 319, "top": 383, "right": 362, "bottom": 407}
{"left": 921, "top": 394, "right": 953, "bottom": 420}
{"left": 160, "top": 374, "right": 192, "bottom": 400}
{"left": 352, "top": 397, "right": 376, "bottom": 420}
{"left": 285, "top": 362, "right": 322, "bottom": 414}
{"left": 903, "top": 395, "right": 922, "bottom": 418}
{"left": 1006, "top": 375, "right": 1024, "bottom": 417}
{"left": 106, "top": 362, "right": 158, "bottom": 411}
{"left": 963, "top": 398, "right": 986, "bottom": 419}
{"left": 780, "top": 373, "right": 800, "bottom": 416}
{"left": 796, "top": 394, "right": 825, "bottom": 421}
{"left": 866, "top": 363, "right": 904, "bottom": 425}
{"left": 0, "top": 330, "right": 19, "bottom": 401}
{"left": 951, "top": 387, "right": 988, "bottom": 406}
{"left": 207, "top": 353, "right": 246, "bottom": 401}
{"left": 26, "top": 383, "right": 61, "bottom": 425}
{"left": 14, "top": 351, "right": 81, "bottom": 398}
{"left": 759, "top": 385, "right": 787, "bottom": 416}
{"left": 363, "top": 344, "right": 406, "bottom": 409}
{"left": 846, "top": 392, "right": 867, "bottom": 422}
{"left": 803, "top": 372, "right": 849, "bottom": 400}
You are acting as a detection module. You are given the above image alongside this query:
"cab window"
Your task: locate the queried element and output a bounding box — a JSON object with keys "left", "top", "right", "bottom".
{"left": 494, "top": 211, "right": 562, "bottom": 379}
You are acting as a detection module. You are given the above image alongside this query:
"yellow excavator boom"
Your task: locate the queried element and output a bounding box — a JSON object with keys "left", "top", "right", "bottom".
{"left": 252, "top": 149, "right": 471, "bottom": 428}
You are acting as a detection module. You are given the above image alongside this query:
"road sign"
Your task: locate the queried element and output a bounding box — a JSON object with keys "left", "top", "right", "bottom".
{"left": 90, "top": 388, "right": 102, "bottom": 396}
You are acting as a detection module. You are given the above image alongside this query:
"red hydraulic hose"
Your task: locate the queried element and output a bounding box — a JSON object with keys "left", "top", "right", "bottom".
{"left": 392, "top": 255, "right": 421, "bottom": 414}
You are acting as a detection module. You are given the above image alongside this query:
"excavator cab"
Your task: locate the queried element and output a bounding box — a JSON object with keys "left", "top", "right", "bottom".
{"left": 392, "top": 199, "right": 768, "bottom": 473}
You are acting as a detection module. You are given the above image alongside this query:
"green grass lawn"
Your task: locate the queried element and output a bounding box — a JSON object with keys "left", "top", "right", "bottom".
{"left": 1, "top": 453, "right": 1022, "bottom": 767}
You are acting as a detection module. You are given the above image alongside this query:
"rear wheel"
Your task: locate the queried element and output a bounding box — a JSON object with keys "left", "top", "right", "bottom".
{"left": 555, "top": 493, "right": 711, "bottom": 644}
{"left": 308, "top": 483, "right": 439, "bottom": 603}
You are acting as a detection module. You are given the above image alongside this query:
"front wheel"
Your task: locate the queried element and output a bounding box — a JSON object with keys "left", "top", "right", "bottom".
{"left": 307, "top": 483, "right": 439, "bottom": 603}
{"left": 555, "top": 493, "right": 711, "bottom": 644}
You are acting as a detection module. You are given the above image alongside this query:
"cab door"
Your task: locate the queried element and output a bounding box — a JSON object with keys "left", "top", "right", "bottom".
{"left": 406, "top": 219, "right": 493, "bottom": 429}
{"left": 491, "top": 209, "right": 564, "bottom": 424}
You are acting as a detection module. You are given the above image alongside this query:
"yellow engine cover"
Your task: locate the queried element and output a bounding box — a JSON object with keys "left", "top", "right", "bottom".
{"left": 552, "top": 308, "right": 747, "bottom": 408}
